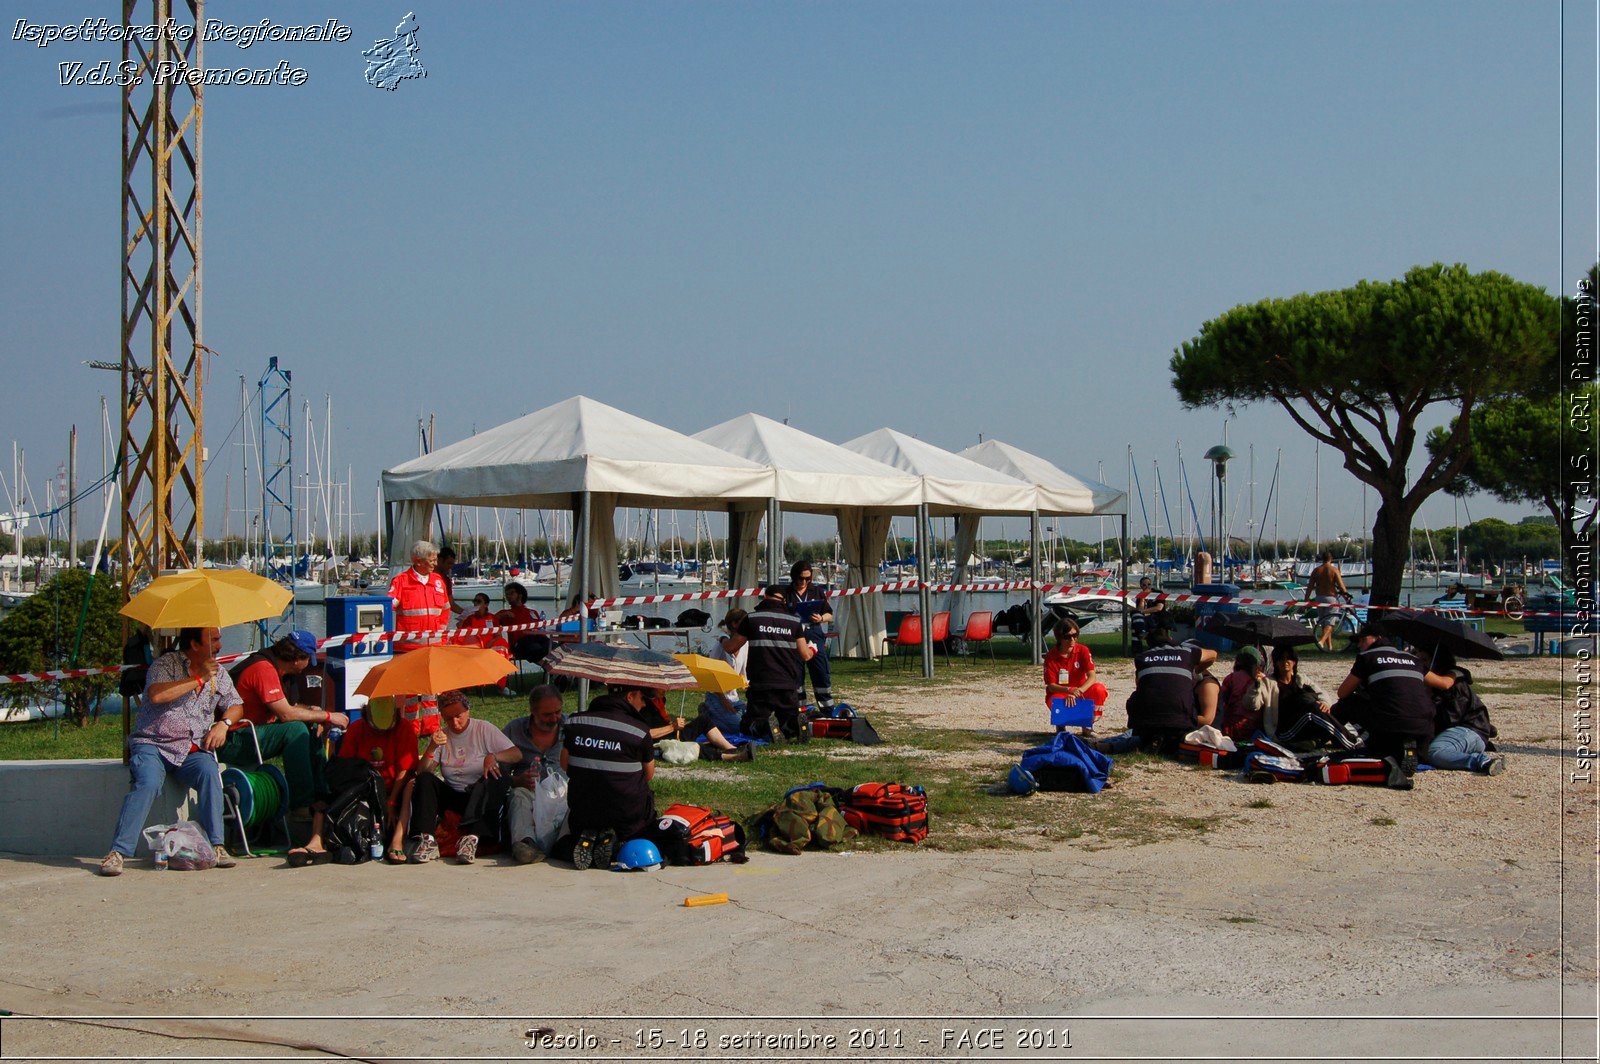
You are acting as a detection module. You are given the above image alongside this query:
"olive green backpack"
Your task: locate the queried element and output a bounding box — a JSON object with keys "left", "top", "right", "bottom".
{"left": 755, "top": 783, "right": 855, "bottom": 855}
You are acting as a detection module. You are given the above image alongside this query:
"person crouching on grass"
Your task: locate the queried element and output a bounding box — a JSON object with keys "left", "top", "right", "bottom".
{"left": 1044, "top": 618, "right": 1107, "bottom": 739}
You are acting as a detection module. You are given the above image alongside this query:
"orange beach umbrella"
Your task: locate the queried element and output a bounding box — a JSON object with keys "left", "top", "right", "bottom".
{"left": 354, "top": 645, "right": 516, "bottom": 698}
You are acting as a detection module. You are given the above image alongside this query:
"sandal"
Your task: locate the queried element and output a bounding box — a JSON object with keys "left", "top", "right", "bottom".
{"left": 287, "top": 847, "right": 332, "bottom": 868}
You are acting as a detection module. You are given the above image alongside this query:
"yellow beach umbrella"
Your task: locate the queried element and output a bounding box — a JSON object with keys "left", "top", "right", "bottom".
{"left": 120, "top": 568, "right": 293, "bottom": 630}
{"left": 671, "top": 653, "right": 748, "bottom": 694}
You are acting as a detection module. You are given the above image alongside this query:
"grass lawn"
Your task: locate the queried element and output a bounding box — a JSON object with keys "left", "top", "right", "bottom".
{"left": 0, "top": 633, "right": 1201, "bottom": 854}
{"left": 1472, "top": 677, "right": 1565, "bottom": 698}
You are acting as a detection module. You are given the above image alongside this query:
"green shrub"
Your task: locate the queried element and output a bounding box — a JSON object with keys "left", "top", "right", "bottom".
{"left": 0, "top": 570, "right": 124, "bottom": 726}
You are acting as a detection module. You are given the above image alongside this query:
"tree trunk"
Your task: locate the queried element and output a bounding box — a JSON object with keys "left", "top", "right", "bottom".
{"left": 1369, "top": 497, "right": 1414, "bottom": 608}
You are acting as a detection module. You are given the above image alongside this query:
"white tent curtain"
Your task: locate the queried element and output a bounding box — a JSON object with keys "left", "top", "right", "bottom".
{"left": 568, "top": 492, "right": 621, "bottom": 607}
{"left": 726, "top": 507, "right": 764, "bottom": 602}
{"left": 837, "top": 507, "right": 892, "bottom": 659}
{"left": 946, "top": 514, "right": 982, "bottom": 626}
{"left": 386, "top": 500, "right": 437, "bottom": 575}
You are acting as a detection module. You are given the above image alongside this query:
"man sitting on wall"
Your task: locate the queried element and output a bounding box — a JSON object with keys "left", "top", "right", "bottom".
{"left": 100, "top": 627, "right": 240, "bottom": 876}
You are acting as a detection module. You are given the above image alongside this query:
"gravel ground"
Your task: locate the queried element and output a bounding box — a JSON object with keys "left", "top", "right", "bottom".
{"left": 0, "top": 645, "right": 1592, "bottom": 1062}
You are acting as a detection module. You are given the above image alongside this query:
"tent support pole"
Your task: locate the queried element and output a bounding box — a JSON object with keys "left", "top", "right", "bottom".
{"left": 1120, "top": 513, "right": 1130, "bottom": 654}
{"left": 766, "top": 497, "right": 781, "bottom": 586}
{"left": 917, "top": 503, "right": 933, "bottom": 679}
{"left": 577, "top": 490, "right": 591, "bottom": 708}
{"left": 1030, "top": 510, "right": 1042, "bottom": 666}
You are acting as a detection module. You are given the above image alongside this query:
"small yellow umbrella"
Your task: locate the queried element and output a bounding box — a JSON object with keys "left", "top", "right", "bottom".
{"left": 354, "top": 645, "right": 516, "bottom": 698}
{"left": 671, "top": 653, "right": 749, "bottom": 694}
{"left": 120, "top": 568, "right": 293, "bottom": 630}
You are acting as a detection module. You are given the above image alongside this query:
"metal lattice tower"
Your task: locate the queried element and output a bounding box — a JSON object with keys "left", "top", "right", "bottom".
{"left": 120, "top": 0, "right": 205, "bottom": 592}
{"left": 259, "top": 357, "right": 295, "bottom": 637}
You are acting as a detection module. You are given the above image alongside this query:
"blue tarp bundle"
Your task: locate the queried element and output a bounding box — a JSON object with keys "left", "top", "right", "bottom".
{"left": 1018, "top": 731, "right": 1112, "bottom": 794}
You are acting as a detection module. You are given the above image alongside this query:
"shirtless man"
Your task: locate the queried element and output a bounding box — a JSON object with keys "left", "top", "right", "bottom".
{"left": 1305, "top": 551, "right": 1352, "bottom": 651}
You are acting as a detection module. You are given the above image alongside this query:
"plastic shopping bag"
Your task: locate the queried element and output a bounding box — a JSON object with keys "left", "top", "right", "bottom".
{"left": 531, "top": 767, "right": 569, "bottom": 854}
{"left": 656, "top": 739, "right": 701, "bottom": 765}
{"left": 142, "top": 821, "right": 217, "bottom": 871}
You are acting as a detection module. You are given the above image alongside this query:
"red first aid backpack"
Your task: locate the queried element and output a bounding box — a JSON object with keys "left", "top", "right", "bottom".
{"left": 656, "top": 803, "right": 748, "bottom": 865}
{"left": 831, "top": 783, "right": 929, "bottom": 843}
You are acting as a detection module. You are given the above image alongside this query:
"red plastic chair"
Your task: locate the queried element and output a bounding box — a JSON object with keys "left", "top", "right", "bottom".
{"left": 932, "top": 612, "right": 952, "bottom": 666}
{"left": 887, "top": 613, "right": 923, "bottom": 670}
{"left": 957, "top": 610, "right": 995, "bottom": 662}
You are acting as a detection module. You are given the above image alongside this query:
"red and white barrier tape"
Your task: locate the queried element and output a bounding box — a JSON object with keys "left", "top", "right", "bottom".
{"left": 0, "top": 582, "right": 1572, "bottom": 686}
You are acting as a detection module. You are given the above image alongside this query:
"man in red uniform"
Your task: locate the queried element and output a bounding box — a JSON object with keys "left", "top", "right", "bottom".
{"left": 387, "top": 539, "right": 451, "bottom": 731}
{"left": 495, "top": 581, "right": 550, "bottom": 664}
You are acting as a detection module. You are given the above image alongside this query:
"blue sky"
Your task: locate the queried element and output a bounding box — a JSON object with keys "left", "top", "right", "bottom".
{"left": 0, "top": 1, "right": 1593, "bottom": 551}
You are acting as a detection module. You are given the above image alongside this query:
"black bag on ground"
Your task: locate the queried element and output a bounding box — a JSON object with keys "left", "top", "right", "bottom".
{"left": 322, "top": 757, "right": 387, "bottom": 864}
{"left": 511, "top": 633, "right": 551, "bottom": 663}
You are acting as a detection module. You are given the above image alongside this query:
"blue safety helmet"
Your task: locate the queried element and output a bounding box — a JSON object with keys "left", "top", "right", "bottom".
{"left": 1006, "top": 765, "right": 1038, "bottom": 796}
{"left": 613, "top": 838, "right": 663, "bottom": 871}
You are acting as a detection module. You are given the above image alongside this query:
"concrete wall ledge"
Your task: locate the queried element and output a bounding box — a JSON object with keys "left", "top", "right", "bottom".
{"left": 0, "top": 758, "right": 194, "bottom": 858}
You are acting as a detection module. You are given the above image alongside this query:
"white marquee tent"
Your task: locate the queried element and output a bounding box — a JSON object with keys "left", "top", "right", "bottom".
{"left": 380, "top": 398, "right": 1129, "bottom": 673}
{"left": 694, "top": 414, "right": 922, "bottom": 658}
{"left": 382, "top": 396, "right": 774, "bottom": 604}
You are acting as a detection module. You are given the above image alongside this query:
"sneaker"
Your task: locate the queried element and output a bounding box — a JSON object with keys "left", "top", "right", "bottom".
{"left": 1480, "top": 755, "right": 1508, "bottom": 776}
{"left": 591, "top": 829, "right": 618, "bottom": 870}
{"left": 99, "top": 852, "right": 124, "bottom": 877}
{"left": 211, "top": 846, "right": 237, "bottom": 869}
{"left": 455, "top": 834, "right": 478, "bottom": 864}
{"left": 410, "top": 834, "right": 439, "bottom": 864}
{"left": 571, "top": 831, "right": 597, "bottom": 870}
{"left": 511, "top": 838, "right": 545, "bottom": 865}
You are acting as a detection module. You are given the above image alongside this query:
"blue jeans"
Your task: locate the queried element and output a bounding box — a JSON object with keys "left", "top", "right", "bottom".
{"left": 699, "top": 697, "right": 743, "bottom": 735}
{"left": 109, "top": 744, "right": 225, "bottom": 856}
{"left": 1424, "top": 726, "right": 1492, "bottom": 771}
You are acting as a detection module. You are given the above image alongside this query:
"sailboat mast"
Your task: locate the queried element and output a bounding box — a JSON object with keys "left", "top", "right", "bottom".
{"left": 1313, "top": 442, "right": 1321, "bottom": 559}
{"left": 1273, "top": 449, "right": 1281, "bottom": 564}
{"left": 1248, "top": 444, "right": 1256, "bottom": 579}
